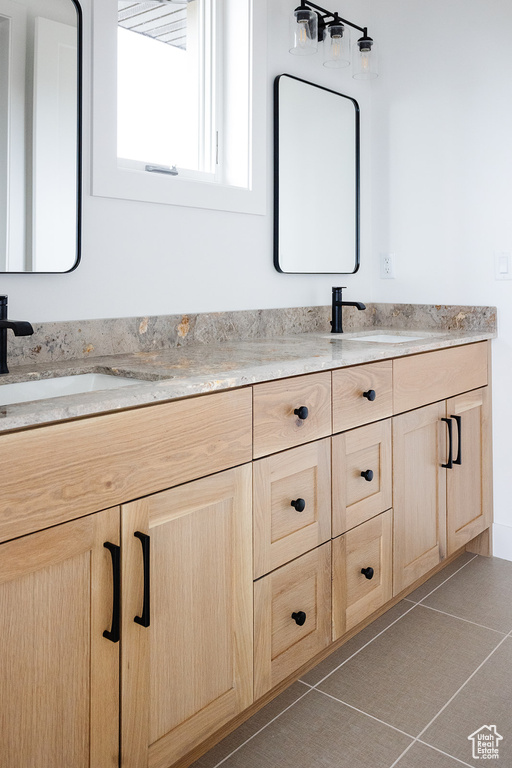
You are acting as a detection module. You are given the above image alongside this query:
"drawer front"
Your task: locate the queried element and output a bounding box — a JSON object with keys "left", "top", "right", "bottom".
{"left": 0, "top": 388, "right": 252, "bottom": 544}
{"left": 332, "top": 510, "right": 393, "bottom": 641}
{"left": 332, "top": 361, "right": 393, "bottom": 434}
{"left": 393, "top": 342, "right": 488, "bottom": 414}
{"left": 253, "top": 373, "right": 331, "bottom": 458}
{"left": 254, "top": 542, "right": 331, "bottom": 698}
{"left": 332, "top": 420, "right": 392, "bottom": 538}
{"left": 253, "top": 439, "right": 331, "bottom": 578}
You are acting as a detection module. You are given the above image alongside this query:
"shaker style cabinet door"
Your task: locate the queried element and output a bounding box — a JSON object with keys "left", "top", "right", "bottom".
{"left": 393, "top": 402, "right": 447, "bottom": 595}
{"left": 446, "top": 387, "right": 492, "bottom": 555}
{"left": 0, "top": 508, "right": 120, "bottom": 768}
{"left": 120, "top": 465, "right": 253, "bottom": 768}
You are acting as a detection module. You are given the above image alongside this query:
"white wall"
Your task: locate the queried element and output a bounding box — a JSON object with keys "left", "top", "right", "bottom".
{"left": 1, "top": 0, "right": 372, "bottom": 322}
{"left": 369, "top": 0, "right": 512, "bottom": 558}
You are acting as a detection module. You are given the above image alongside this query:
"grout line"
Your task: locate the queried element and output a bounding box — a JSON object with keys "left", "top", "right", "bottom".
{"left": 415, "top": 739, "right": 475, "bottom": 767}
{"left": 206, "top": 687, "right": 313, "bottom": 768}
{"left": 314, "top": 688, "right": 416, "bottom": 740}
{"left": 298, "top": 679, "right": 314, "bottom": 688}
{"left": 309, "top": 602, "right": 418, "bottom": 687}
{"left": 403, "top": 597, "right": 418, "bottom": 604}
{"left": 416, "top": 554, "right": 479, "bottom": 603}
{"left": 415, "top": 603, "right": 507, "bottom": 635}
{"left": 388, "top": 631, "right": 510, "bottom": 768}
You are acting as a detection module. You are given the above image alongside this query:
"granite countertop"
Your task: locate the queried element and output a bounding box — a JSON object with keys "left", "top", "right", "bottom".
{"left": 0, "top": 327, "right": 495, "bottom": 433}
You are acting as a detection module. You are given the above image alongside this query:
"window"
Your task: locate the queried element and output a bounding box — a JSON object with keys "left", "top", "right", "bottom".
{"left": 92, "top": 0, "right": 266, "bottom": 215}
{"left": 117, "top": 0, "right": 219, "bottom": 181}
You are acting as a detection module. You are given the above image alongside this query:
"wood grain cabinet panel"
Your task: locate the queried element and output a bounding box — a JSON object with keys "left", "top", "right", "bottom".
{"left": 0, "top": 508, "right": 120, "bottom": 768}
{"left": 332, "top": 509, "right": 393, "bottom": 641}
{"left": 446, "top": 387, "right": 492, "bottom": 555}
{"left": 393, "top": 402, "right": 447, "bottom": 594}
{"left": 120, "top": 465, "right": 253, "bottom": 768}
{"left": 332, "top": 420, "right": 392, "bottom": 537}
{"left": 332, "top": 361, "right": 393, "bottom": 433}
{"left": 393, "top": 342, "right": 488, "bottom": 414}
{"left": 253, "top": 439, "right": 331, "bottom": 578}
{"left": 0, "top": 387, "right": 252, "bottom": 544}
{"left": 254, "top": 542, "right": 331, "bottom": 699}
{"left": 253, "top": 373, "right": 331, "bottom": 458}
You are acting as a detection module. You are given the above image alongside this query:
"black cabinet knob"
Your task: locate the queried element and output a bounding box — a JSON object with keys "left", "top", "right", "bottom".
{"left": 363, "top": 389, "right": 376, "bottom": 401}
{"left": 361, "top": 469, "right": 374, "bottom": 482}
{"left": 291, "top": 498, "right": 306, "bottom": 512}
{"left": 361, "top": 567, "right": 374, "bottom": 580}
{"left": 291, "top": 611, "right": 307, "bottom": 626}
{"left": 294, "top": 406, "right": 309, "bottom": 420}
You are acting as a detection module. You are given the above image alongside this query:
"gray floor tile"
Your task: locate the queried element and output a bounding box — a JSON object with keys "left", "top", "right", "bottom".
{"left": 317, "top": 605, "right": 501, "bottom": 737}
{"left": 395, "top": 741, "right": 472, "bottom": 767}
{"left": 204, "top": 689, "right": 412, "bottom": 768}
{"left": 421, "top": 556, "right": 512, "bottom": 632}
{"left": 422, "top": 637, "right": 512, "bottom": 767}
{"left": 301, "top": 601, "right": 413, "bottom": 686}
{"left": 191, "top": 682, "right": 308, "bottom": 768}
{"left": 407, "top": 553, "right": 477, "bottom": 603}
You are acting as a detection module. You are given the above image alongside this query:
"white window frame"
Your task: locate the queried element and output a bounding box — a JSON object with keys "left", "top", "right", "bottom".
{"left": 92, "top": 0, "right": 266, "bottom": 215}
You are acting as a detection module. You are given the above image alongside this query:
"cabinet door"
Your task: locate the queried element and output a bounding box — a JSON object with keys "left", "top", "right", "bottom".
{"left": 393, "top": 403, "right": 447, "bottom": 595}
{"left": 0, "top": 508, "right": 119, "bottom": 768}
{"left": 446, "top": 388, "right": 492, "bottom": 555}
{"left": 121, "top": 465, "right": 253, "bottom": 768}
{"left": 332, "top": 510, "right": 393, "bottom": 641}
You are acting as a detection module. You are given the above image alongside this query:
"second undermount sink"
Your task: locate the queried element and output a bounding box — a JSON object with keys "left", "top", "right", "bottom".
{"left": 321, "top": 332, "right": 430, "bottom": 344}
{"left": 0, "top": 373, "right": 145, "bottom": 406}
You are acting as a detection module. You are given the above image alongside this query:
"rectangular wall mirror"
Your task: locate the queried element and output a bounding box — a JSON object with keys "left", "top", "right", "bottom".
{"left": 0, "top": 0, "right": 81, "bottom": 273}
{"left": 274, "top": 74, "right": 359, "bottom": 274}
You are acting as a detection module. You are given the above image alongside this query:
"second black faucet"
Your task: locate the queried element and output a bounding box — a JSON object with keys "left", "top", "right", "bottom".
{"left": 331, "top": 287, "right": 366, "bottom": 334}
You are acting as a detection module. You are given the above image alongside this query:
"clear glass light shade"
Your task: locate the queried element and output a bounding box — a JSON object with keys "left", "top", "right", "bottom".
{"left": 352, "top": 39, "right": 378, "bottom": 79}
{"left": 323, "top": 23, "right": 350, "bottom": 68}
{"left": 289, "top": 9, "right": 318, "bottom": 56}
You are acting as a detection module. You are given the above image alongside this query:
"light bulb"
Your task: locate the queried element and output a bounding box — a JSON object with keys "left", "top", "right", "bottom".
{"left": 323, "top": 21, "right": 350, "bottom": 68}
{"left": 290, "top": 8, "right": 318, "bottom": 56}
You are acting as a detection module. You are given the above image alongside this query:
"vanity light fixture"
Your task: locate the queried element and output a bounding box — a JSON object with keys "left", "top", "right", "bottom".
{"left": 290, "top": 1, "right": 377, "bottom": 79}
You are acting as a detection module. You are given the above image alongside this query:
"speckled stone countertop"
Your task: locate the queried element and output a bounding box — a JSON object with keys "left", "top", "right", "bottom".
{"left": 0, "top": 312, "right": 496, "bottom": 433}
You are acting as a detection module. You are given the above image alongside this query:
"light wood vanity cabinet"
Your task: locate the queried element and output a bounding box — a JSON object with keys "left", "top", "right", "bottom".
{"left": 0, "top": 340, "right": 493, "bottom": 768}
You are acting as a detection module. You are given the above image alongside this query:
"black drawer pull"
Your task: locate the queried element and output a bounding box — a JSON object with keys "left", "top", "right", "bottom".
{"left": 361, "top": 469, "right": 374, "bottom": 482}
{"left": 361, "top": 567, "right": 374, "bottom": 580}
{"left": 452, "top": 414, "right": 462, "bottom": 465}
{"left": 103, "top": 542, "right": 120, "bottom": 644}
{"left": 291, "top": 498, "right": 306, "bottom": 512}
{"left": 292, "top": 611, "right": 307, "bottom": 626}
{"left": 294, "top": 406, "right": 309, "bottom": 421}
{"left": 134, "top": 532, "right": 151, "bottom": 628}
{"left": 363, "top": 389, "right": 376, "bottom": 401}
{"left": 442, "top": 417, "right": 453, "bottom": 469}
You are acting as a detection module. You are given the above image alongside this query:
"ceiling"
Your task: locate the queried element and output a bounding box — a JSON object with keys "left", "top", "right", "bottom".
{"left": 118, "top": 2, "right": 189, "bottom": 50}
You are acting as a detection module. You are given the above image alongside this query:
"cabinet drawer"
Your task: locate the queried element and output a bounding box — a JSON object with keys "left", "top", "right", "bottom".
{"left": 332, "top": 361, "right": 393, "bottom": 433}
{"left": 253, "top": 373, "right": 331, "bottom": 458}
{"left": 393, "top": 342, "right": 488, "bottom": 414}
{"left": 332, "top": 510, "right": 393, "bottom": 641}
{"left": 332, "top": 420, "right": 392, "bottom": 538}
{"left": 254, "top": 542, "right": 331, "bottom": 698}
{"left": 253, "top": 439, "right": 331, "bottom": 578}
{"left": 0, "top": 388, "right": 252, "bottom": 544}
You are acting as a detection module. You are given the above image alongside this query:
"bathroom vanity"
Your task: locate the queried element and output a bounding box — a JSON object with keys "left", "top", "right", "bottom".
{"left": 0, "top": 321, "right": 494, "bottom": 768}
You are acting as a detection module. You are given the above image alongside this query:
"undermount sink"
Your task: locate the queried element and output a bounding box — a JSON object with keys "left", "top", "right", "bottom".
{"left": 0, "top": 373, "right": 144, "bottom": 406}
{"left": 322, "top": 332, "right": 429, "bottom": 344}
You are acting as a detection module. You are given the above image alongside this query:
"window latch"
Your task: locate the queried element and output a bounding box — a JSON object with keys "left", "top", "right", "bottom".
{"left": 145, "top": 164, "right": 179, "bottom": 176}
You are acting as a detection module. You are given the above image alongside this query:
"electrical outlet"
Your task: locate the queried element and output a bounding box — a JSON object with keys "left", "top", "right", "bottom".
{"left": 380, "top": 253, "right": 395, "bottom": 279}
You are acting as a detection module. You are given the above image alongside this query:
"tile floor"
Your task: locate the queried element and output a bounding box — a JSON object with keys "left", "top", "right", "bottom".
{"left": 192, "top": 552, "right": 512, "bottom": 768}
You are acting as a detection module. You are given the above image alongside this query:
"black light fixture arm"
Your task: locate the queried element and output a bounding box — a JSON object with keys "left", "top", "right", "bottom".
{"left": 297, "top": 0, "right": 368, "bottom": 38}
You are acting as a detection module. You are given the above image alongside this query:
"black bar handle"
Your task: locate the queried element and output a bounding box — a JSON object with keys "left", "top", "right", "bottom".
{"left": 103, "top": 542, "right": 121, "bottom": 644}
{"left": 134, "top": 532, "right": 150, "bottom": 628}
{"left": 452, "top": 415, "right": 462, "bottom": 465}
{"left": 441, "top": 418, "right": 453, "bottom": 469}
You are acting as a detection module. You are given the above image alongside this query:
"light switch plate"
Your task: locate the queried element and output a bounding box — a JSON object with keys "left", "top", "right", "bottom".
{"left": 495, "top": 251, "right": 512, "bottom": 280}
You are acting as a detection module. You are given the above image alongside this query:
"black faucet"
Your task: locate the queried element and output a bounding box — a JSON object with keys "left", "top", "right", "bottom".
{"left": 331, "top": 287, "right": 366, "bottom": 334}
{"left": 0, "top": 295, "right": 34, "bottom": 374}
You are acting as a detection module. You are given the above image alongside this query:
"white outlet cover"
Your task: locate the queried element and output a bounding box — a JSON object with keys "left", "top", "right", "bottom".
{"left": 495, "top": 252, "right": 512, "bottom": 280}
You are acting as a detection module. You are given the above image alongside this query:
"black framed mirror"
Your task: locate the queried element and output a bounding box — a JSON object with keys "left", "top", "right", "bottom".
{"left": 0, "top": 0, "right": 81, "bottom": 273}
{"left": 274, "top": 74, "right": 359, "bottom": 275}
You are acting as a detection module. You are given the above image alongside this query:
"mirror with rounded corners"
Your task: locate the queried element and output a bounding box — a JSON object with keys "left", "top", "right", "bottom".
{"left": 274, "top": 74, "right": 359, "bottom": 274}
{"left": 0, "top": 0, "right": 81, "bottom": 273}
